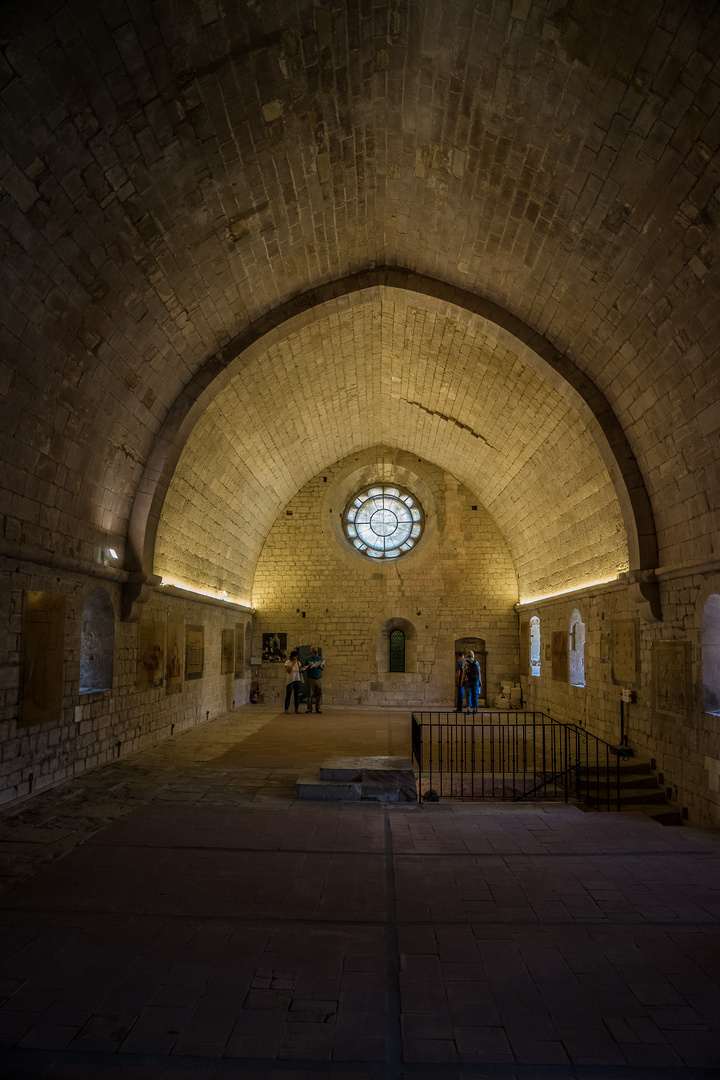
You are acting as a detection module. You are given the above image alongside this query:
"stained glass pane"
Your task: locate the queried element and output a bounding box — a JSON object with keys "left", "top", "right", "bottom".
{"left": 389, "top": 629, "right": 405, "bottom": 672}
{"left": 344, "top": 485, "right": 424, "bottom": 561}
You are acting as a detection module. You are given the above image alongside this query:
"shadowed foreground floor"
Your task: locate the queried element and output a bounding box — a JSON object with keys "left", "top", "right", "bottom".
{"left": 0, "top": 706, "right": 719, "bottom": 1079}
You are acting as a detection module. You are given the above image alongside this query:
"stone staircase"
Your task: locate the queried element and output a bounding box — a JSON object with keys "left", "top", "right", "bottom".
{"left": 296, "top": 756, "right": 417, "bottom": 803}
{"left": 577, "top": 758, "right": 683, "bottom": 825}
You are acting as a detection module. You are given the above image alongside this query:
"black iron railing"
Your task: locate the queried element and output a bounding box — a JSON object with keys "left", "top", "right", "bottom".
{"left": 410, "top": 710, "right": 630, "bottom": 809}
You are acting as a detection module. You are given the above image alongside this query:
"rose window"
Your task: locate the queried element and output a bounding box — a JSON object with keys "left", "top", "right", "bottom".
{"left": 344, "top": 485, "right": 424, "bottom": 559}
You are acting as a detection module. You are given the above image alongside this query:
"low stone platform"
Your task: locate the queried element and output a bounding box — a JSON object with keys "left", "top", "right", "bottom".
{"left": 296, "top": 754, "right": 418, "bottom": 802}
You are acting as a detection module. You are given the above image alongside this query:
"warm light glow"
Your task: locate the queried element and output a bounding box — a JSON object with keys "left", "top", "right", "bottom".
{"left": 161, "top": 579, "right": 251, "bottom": 608}
{"left": 518, "top": 576, "right": 620, "bottom": 606}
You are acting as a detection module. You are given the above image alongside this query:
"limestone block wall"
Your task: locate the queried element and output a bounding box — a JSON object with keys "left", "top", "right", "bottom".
{"left": 251, "top": 453, "right": 519, "bottom": 709}
{"left": 519, "top": 570, "right": 720, "bottom": 828}
{"left": 0, "top": 560, "right": 251, "bottom": 806}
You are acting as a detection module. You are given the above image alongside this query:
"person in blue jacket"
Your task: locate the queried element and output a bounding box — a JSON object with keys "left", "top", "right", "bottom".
{"left": 461, "top": 650, "right": 481, "bottom": 712}
{"left": 455, "top": 651, "right": 465, "bottom": 711}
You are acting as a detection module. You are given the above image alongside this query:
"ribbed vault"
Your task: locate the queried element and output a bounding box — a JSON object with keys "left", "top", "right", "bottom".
{"left": 154, "top": 286, "right": 630, "bottom": 604}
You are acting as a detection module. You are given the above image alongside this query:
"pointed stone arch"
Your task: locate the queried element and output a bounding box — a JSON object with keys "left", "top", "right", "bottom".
{"left": 122, "top": 269, "right": 659, "bottom": 620}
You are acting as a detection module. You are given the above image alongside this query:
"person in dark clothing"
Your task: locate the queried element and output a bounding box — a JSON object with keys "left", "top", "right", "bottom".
{"left": 455, "top": 651, "right": 465, "bottom": 711}
{"left": 302, "top": 646, "right": 324, "bottom": 713}
{"left": 461, "top": 650, "right": 481, "bottom": 712}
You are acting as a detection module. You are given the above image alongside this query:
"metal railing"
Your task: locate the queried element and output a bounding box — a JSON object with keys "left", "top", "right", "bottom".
{"left": 410, "top": 710, "right": 630, "bottom": 809}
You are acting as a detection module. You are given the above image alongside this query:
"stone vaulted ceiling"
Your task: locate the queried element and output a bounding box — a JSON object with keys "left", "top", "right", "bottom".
{"left": 1, "top": 0, "right": 718, "bottom": 608}
{"left": 155, "top": 287, "right": 630, "bottom": 604}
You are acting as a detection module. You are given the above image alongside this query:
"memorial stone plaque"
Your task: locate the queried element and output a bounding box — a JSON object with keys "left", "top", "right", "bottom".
{"left": 653, "top": 640, "right": 692, "bottom": 724}
{"left": 166, "top": 615, "right": 183, "bottom": 695}
{"left": 21, "top": 591, "right": 65, "bottom": 726}
{"left": 552, "top": 630, "right": 569, "bottom": 682}
{"left": 185, "top": 625, "right": 204, "bottom": 680}
{"left": 612, "top": 619, "right": 638, "bottom": 685}
{"left": 221, "top": 628, "right": 234, "bottom": 674}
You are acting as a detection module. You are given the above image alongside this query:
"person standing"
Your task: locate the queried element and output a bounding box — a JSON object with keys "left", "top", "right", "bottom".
{"left": 455, "top": 651, "right": 466, "bottom": 711}
{"left": 284, "top": 650, "right": 302, "bottom": 714}
{"left": 302, "top": 647, "right": 325, "bottom": 713}
{"left": 461, "top": 650, "right": 481, "bottom": 712}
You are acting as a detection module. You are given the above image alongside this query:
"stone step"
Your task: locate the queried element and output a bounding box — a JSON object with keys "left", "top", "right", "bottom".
{"left": 614, "top": 787, "right": 667, "bottom": 806}
{"left": 296, "top": 756, "right": 417, "bottom": 803}
{"left": 615, "top": 804, "right": 685, "bottom": 826}
{"left": 577, "top": 762, "right": 653, "bottom": 778}
{"left": 319, "top": 755, "right": 416, "bottom": 781}
{"left": 577, "top": 775, "right": 662, "bottom": 793}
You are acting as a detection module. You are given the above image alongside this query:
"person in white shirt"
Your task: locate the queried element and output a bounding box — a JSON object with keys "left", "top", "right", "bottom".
{"left": 284, "top": 650, "right": 302, "bottom": 714}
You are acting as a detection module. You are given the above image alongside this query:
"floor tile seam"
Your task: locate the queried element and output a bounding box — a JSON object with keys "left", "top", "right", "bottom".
{"left": 0, "top": 1047, "right": 716, "bottom": 1080}
{"left": 0, "top": 1047, "right": 379, "bottom": 1074}
{"left": 384, "top": 808, "right": 403, "bottom": 1072}
{"left": 391, "top": 850, "right": 713, "bottom": 859}
{"left": 81, "top": 843, "right": 388, "bottom": 855}
{"left": 74, "top": 843, "right": 715, "bottom": 858}
{"left": 0, "top": 906, "right": 716, "bottom": 929}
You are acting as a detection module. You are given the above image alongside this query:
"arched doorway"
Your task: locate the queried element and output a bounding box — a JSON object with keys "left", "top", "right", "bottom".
{"left": 454, "top": 637, "right": 487, "bottom": 708}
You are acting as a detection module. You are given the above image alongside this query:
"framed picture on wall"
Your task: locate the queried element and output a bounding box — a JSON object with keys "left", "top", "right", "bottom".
{"left": 262, "top": 632, "right": 286, "bottom": 663}
{"left": 653, "top": 640, "right": 692, "bottom": 724}
{"left": 234, "top": 622, "right": 245, "bottom": 677}
{"left": 551, "top": 630, "right": 569, "bottom": 682}
{"left": 221, "top": 628, "right": 234, "bottom": 674}
{"left": 136, "top": 620, "right": 166, "bottom": 689}
{"left": 185, "top": 625, "right": 204, "bottom": 680}
{"left": 166, "top": 616, "right": 183, "bottom": 695}
{"left": 612, "top": 619, "right": 638, "bottom": 686}
{"left": 20, "top": 591, "right": 66, "bottom": 726}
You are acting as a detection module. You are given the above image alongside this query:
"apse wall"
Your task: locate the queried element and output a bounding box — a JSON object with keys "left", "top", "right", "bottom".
{"left": 251, "top": 450, "right": 519, "bottom": 708}
{"left": 519, "top": 568, "right": 720, "bottom": 828}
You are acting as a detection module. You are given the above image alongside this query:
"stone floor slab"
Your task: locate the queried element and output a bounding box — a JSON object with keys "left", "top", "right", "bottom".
{"left": 0, "top": 706, "right": 718, "bottom": 1078}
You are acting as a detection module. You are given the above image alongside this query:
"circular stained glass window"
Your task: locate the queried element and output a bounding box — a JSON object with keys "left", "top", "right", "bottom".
{"left": 343, "top": 485, "right": 424, "bottom": 560}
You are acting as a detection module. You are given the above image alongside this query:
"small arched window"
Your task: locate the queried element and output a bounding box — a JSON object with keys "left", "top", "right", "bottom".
{"left": 569, "top": 608, "right": 585, "bottom": 688}
{"left": 702, "top": 595, "right": 720, "bottom": 715}
{"left": 79, "top": 588, "right": 115, "bottom": 694}
{"left": 530, "top": 616, "right": 541, "bottom": 677}
{"left": 389, "top": 629, "right": 406, "bottom": 672}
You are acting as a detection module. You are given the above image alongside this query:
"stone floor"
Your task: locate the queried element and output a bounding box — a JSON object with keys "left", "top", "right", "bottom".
{"left": 0, "top": 705, "right": 719, "bottom": 1079}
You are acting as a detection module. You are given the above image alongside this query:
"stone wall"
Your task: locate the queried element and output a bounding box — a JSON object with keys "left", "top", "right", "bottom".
{"left": 0, "top": 559, "right": 252, "bottom": 806}
{"left": 251, "top": 451, "right": 520, "bottom": 709}
{"left": 520, "top": 569, "right": 720, "bottom": 828}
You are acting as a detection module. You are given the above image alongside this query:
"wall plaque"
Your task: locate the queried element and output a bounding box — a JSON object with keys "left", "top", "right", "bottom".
{"left": 600, "top": 634, "right": 611, "bottom": 665}
{"left": 653, "top": 640, "right": 692, "bottom": 724}
{"left": 166, "top": 615, "right": 183, "bottom": 695}
{"left": 21, "top": 590, "right": 65, "bottom": 726}
{"left": 612, "top": 619, "right": 638, "bottom": 685}
{"left": 234, "top": 622, "right": 245, "bottom": 677}
{"left": 185, "top": 625, "right": 204, "bottom": 680}
{"left": 221, "top": 628, "right": 234, "bottom": 674}
{"left": 136, "top": 620, "right": 166, "bottom": 689}
{"left": 552, "top": 630, "right": 569, "bottom": 682}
